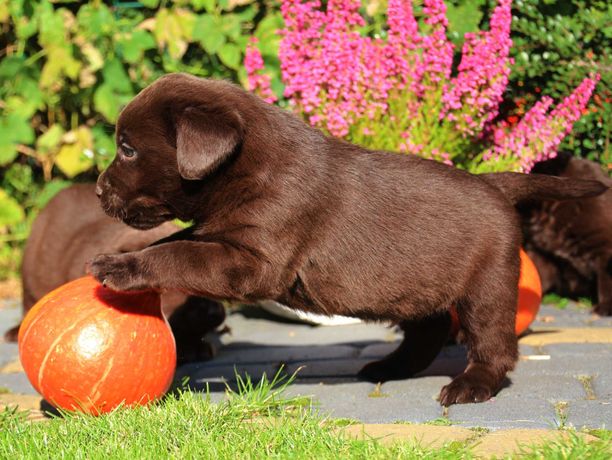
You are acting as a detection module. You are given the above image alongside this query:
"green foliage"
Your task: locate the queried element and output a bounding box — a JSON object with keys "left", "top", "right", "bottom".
{"left": 508, "top": 0, "right": 610, "bottom": 164}
{"left": 0, "top": 0, "right": 283, "bottom": 279}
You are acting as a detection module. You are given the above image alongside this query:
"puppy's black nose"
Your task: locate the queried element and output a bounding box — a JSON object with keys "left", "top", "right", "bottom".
{"left": 95, "top": 184, "right": 103, "bottom": 197}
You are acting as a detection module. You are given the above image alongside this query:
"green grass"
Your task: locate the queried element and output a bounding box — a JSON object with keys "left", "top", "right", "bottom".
{"left": 517, "top": 430, "right": 612, "bottom": 459}
{"left": 1, "top": 370, "right": 610, "bottom": 459}
{"left": 542, "top": 293, "right": 593, "bottom": 310}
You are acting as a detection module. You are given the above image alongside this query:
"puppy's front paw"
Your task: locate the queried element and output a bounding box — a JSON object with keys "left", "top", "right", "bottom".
{"left": 88, "top": 253, "right": 151, "bottom": 292}
{"left": 438, "top": 373, "right": 493, "bottom": 406}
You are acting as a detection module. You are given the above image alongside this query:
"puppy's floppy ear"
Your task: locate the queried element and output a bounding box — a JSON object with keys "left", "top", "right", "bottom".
{"left": 175, "top": 107, "right": 243, "bottom": 180}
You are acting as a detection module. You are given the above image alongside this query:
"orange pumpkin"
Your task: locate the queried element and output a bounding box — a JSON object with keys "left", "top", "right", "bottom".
{"left": 19, "top": 276, "right": 176, "bottom": 415}
{"left": 450, "top": 249, "right": 542, "bottom": 337}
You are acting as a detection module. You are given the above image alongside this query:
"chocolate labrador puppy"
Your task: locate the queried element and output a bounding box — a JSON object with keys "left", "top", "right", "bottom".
{"left": 5, "top": 183, "right": 225, "bottom": 364}
{"left": 90, "top": 74, "right": 607, "bottom": 405}
{"left": 520, "top": 153, "right": 612, "bottom": 316}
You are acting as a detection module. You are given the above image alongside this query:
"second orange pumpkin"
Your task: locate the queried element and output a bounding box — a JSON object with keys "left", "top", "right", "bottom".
{"left": 450, "top": 249, "right": 542, "bottom": 337}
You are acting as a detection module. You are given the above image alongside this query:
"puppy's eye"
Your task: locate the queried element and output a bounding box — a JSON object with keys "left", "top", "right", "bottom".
{"left": 121, "top": 143, "right": 136, "bottom": 158}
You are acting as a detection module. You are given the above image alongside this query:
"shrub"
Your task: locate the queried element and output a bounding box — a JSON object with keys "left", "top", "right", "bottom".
{"left": 509, "top": 0, "right": 610, "bottom": 164}
{"left": 246, "top": 0, "right": 599, "bottom": 173}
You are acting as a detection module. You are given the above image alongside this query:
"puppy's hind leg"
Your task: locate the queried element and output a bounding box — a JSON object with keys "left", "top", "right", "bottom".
{"left": 438, "top": 258, "right": 519, "bottom": 406}
{"left": 358, "top": 311, "right": 451, "bottom": 382}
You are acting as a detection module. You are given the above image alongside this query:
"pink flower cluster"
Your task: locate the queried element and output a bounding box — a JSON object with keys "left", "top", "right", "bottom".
{"left": 486, "top": 75, "right": 600, "bottom": 171}
{"left": 244, "top": 38, "right": 277, "bottom": 104}
{"left": 244, "top": 1, "right": 599, "bottom": 173}
{"left": 442, "top": 0, "right": 513, "bottom": 136}
{"left": 419, "top": 0, "right": 454, "bottom": 91}
{"left": 265, "top": 0, "right": 505, "bottom": 145}
{"left": 278, "top": 0, "right": 400, "bottom": 137}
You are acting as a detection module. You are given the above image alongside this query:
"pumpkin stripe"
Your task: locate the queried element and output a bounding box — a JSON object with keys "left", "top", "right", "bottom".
{"left": 88, "top": 356, "right": 115, "bottom": 404}
{"left": 19, "top": 284, "right": 78, "bottom": 344}
{"left": 37, "top": 315, "right": 90, "bottom": 394}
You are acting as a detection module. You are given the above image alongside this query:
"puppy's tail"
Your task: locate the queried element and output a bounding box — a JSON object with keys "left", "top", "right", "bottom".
{"left": 481, "top": 172, "right": 608, "bottom": 205}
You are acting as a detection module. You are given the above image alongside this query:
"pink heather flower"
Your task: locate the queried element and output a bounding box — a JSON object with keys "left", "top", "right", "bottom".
{"left": 485, "top": 97, "right": 554, "bottom": 163}
{"left": 441, "top": 0, "right": 512, "bottom": 136}
{"left": 487, "top": 75, "right": 600, "bottom": 171}
{"left": 270, "top": 0, "right": 597, "bottom": 173}
{"left": 244, "top": 39, "right": 277, "bottom": 103}
{"left": 550, "top": 75, "right": 600, "bottom": 136}
{"left": 279, "top": 0, "right": 397, "bottom": 137}
{"left": 418, "top": 0, "right": 454, "bottom": 91}
{"left": 387, "top": 0, "right": 419, "bottom": 48}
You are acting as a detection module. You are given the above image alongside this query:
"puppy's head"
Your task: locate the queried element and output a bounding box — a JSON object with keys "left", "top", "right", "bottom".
{"left": 96, "top": 74, "right": 245, "bottom": 229}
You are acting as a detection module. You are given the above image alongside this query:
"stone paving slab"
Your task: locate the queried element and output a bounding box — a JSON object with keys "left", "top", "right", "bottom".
{"left": 0, "top": 341, "right": 18, "bottom": 368}
{"left": 285, "top": 377, "right": 451, "bottom": 424}
{"left": 593, "top": 372, "right": 612, "bottom": 400}
{"left": 447, "top": 396, "right": 558, "bottom": 430}
{"left": 0, "top": 371, "right": 37, "bottom": 395}
{"left": 565, "top": 400, "right": 612, "bottom": 430}
{"left": 497, "top": 372, "right": 586, "bottom": 401}
{"left": 532, "top": 304, "right": 612, "bottom": 328}
{"left": 1, "top": 301, "right": 611, "bottom": 431}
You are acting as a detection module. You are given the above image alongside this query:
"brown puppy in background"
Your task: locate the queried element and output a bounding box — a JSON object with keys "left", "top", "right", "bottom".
{"left": 520, "top": 153, "right": 612, "bottom": 316}
{"left": 4, "top": 183, "right": 225, "bottom": 364}
{"left": 90, "top": 74, "right": 607, "bottom": 405}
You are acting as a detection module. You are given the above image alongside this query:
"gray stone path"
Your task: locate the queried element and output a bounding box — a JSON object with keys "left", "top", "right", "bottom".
{"left": 1, "top": 300, "right": 610, "bottom": 430}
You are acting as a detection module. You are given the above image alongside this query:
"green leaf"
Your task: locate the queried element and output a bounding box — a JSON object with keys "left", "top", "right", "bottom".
{"left": 36, "top": 124, "right": 65, "bottom": 154}
{"left": 154, "top": 8, "right": 189, "bottom": 60}
{"left": 0, "top": 1, "right": 9, "bottom": 23}
{"left": 92, "top": 125, "right": 116, "bottom": 169}
{"left": 255, "top": 13, "right": 283, "bottom": 56}
{"left": 0, "top": 189, "right": 25, "bottom": 227}
{"left": 118, "top": 30, "right": 156, "bottom": 64}
{"left": 76, "top": 3, "right": 115, "bottom": 38}
{"left": 218, "top": 42, "right": 241, "bottom": 70}
{"left": 0, "top": 144, "right": 17, "bottom": 166}
{"left": 7, "top": 79, "right": 44, "bottom": 118}
{"left": 446, "top": 2, "right": 483, "bottom": 47}
{"left": 37, "top": 3, "right": 66, "bottom": 47}
{"left": 2, "top": 164, "right": 33, "bottom": 194}
{"left": 54, "top": 127, "right": 94, "bottom": 178}
{"left": 220, "top": 14, "right": 241, "bottom": 41}
{"left": 193, "top": 14, "right": 226, "bottom": 54}
{"left": 14, "top": 15, "right": 37, "bottom": 41}
{"left": 234, "top": 5, "right": 258, "bottom": 22}
{"left": 39, "top": 46, "right": 81, "bottom": 88}
{"left": 102, "top": 59, "right": 132, "bottom": 93}
{"left": 3, "top": 113, "right": 34, "bottom": 144}
{"left": 0, "top": 56, "right": 25, "bottom": 79}
{"left": 140, "top": 0, "right": 160, "bottom": 8}
{"left": 192, "top": 0, "right": 217, "bottom": 12}
{"left": 94, "top": 83, "right": 121, "bottom": 122}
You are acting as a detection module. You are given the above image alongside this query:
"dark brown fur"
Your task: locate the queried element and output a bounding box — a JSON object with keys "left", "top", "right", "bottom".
{"left": 518, "top": 153, "right": 612, "bottom": 316}
{"left": 90, "top": 74, "right": 608, "bottom": 405}
{"left": 4, "top": 183, "right": 225, "bottom": 364}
